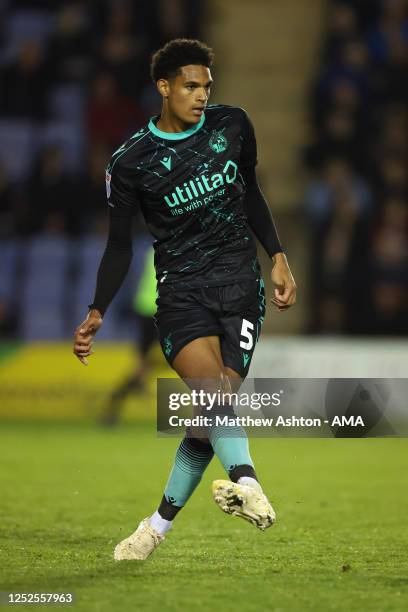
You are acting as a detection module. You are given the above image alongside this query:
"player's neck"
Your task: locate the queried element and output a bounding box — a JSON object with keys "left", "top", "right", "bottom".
{"left": 156, "top": 111, "right": 193, "bottom": 134}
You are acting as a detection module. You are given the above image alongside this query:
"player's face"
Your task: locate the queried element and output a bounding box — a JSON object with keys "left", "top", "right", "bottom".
{"left": 166, "top": 65, "right": 213, "bottom": 125}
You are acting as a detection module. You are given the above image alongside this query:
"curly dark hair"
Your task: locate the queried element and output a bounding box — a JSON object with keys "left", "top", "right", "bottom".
{"left": 150, "top": 38, "right": 214, "bottom": 82}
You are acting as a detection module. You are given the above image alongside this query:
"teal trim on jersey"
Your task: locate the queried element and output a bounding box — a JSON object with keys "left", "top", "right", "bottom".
{"left": 148, "top": 113, "right": 205, "bottom": 140}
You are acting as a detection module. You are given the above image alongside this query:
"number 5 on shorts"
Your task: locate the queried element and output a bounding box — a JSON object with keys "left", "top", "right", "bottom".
{"left": 240, "top": 318, "right": 254, "bottom": 350}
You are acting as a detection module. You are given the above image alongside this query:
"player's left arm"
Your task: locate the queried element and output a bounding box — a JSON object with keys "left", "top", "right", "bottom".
{"left": 240, "top": 111, "right": 297, "bottom": 311}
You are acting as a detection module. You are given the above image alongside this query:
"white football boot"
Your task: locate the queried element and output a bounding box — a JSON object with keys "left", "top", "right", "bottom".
{"left": 211, "top": 480, "right": 276, "bottom": 530}
{"left": 114, "top": 518, "right": 164, "bottom": 561}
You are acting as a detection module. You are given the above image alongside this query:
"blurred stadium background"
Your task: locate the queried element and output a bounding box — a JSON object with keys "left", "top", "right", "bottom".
{"left": 1, "top": 3, "right": 408, "bottom": 611}
{"left": 0, "top": 0, "right": 407, "bottom": 420}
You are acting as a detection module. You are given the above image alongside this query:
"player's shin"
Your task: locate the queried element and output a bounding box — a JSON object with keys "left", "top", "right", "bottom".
{"left": 207, "top": 405, "right": 261, "bottom": 491}
{"left": 150, "top": 435, "right": 214, "bottom": 535}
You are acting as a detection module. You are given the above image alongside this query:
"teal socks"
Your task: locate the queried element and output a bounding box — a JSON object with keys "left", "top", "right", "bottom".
{"left": 163, "top": 436, "right": 214, "bottom": 508}
{"left": 208, "top": 423, "right": 254, "bottom": 474}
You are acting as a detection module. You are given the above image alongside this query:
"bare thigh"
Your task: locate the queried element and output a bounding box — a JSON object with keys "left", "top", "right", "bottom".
{"left": 172, "top": 336, "right": 242, "bottom": 441}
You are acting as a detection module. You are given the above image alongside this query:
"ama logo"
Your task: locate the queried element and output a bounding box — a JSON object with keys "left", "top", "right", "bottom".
{"left": 163, "top": 160, "right": 238, "bottom": 208}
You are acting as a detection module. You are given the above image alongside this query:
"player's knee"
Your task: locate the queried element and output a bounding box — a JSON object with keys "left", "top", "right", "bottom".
{"left": 190, "top": 431, "right": 210, "bottom": 444}
{"left": 185, "top": 425, "right": 209, "bottom": 444}
{"left": 203, "top": 369, "right": 231, "bottom": 394}
{"left": 192, "top": 369, "right": 230, "bottom": 397}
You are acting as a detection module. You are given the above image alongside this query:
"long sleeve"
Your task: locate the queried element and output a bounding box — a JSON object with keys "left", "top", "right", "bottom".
{"left": 239, "top": 110, "right": 283, "bottom": 258}
{"left": 89, "top": 207, "right": 134, "bottom": 316}
{"left": 242, "top": 166, "right": 283, "bottom": 258}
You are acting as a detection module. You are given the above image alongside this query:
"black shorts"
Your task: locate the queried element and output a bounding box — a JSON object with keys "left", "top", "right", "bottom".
{"left": 154, "top": 278, "right": 266, "bottom": 377}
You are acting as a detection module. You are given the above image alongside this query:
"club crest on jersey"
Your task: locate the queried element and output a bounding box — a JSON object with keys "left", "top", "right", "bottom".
{"left": 209, "top": 129, "right": 228, "bottom": 153}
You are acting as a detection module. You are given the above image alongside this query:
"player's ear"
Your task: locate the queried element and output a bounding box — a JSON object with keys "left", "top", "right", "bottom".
{"left": 157, "top": 78, "right": 169, "bottom": 98}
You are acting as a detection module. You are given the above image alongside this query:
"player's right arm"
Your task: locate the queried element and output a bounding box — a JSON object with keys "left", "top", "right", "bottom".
{"left": 73, "top": 158, "right": 137, "bottom": 365}
{"left": 239, "top": 110, "right": 297, "bottom": 312}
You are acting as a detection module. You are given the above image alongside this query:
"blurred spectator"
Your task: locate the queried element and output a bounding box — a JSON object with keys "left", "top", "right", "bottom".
{"left": 0, "top": 165, "right": 14, "bottom": 237}
{"left": 367, "top": 0, "right": 408, "bottom": 64}
{"left": 376, "top": 155, "right": 408, "bottom": 200}
{"left": 97, "top": 2, "right": 147, "bottom": 97}
{"left": 324, "top": 3, "right": 359, "bottom": 61}
{"left": 367, "top": 197, "right": 408, "bottom": 333}
{"left": 153, "top": 0, "right": 205, "bottom": 46}
{"left": 25, "top": 146, "right": 79, "bottom": 235}
{"left": 305, "top": 158, "right": 372, "bottom": 225}
{"left": 87, "top": 72, "right": 146, "bottom": 148}
{"left": 157, "top": 0, "right": 190, "bottom": 41}
{"left": 79, "top": 144, "right": 111, "bottom": 230}
{"left": 0, "top": 0, "right": 208, "bottom": 340}
{"left": 0, "top": 300, "right": 18, "bottom": 338}
{"left": 304, "top": 109, "right": 364, "bottom": 171}
{"left": 338, "top": 0, "right": 382, "bottom": 30}
{"left": 306, "top": 159, "right": 372, "bottom": 333}
{"left": 12, "top": 1, "right": 56, "bottom": 7}
{"left": 0, "top": 40, "right": 50, "bottom": 119}
{"left": 376, "top": 109, "right": 408, "bottom": 159}
{"left": 367, "top": 1, "right": 408, "bottom": 107}
{"left": 306, "top": 0, "right": 407, "bottom": 335}
{"left": 47, "top": 3, "right": 93, "bottom": 82}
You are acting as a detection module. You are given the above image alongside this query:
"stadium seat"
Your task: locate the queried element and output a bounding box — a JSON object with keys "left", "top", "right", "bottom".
{"left": 42, "top": 121, "right": 85, "bottom": 172}
{"left": 70, "top": 236, "right": 154, "bottom": 340}
{"left": 24, "top": 235, "right": 70, "bottom": 273}
{"left": 20, "top": 236, "right": 70, "bottom": 340}
{"left": 21, "top": 311, "right": 66, "bottom": 340}
{"left": 48, "top": 84, "right": 85, "bottom": 123}
{"left": 2, "top": 9, "right": 55, "bottom": 62}
{"left": 0, "top": 121, "right": 38, "bottom": 181}
{"left": 0, "top": 239, "right": 19, "bottom": 305}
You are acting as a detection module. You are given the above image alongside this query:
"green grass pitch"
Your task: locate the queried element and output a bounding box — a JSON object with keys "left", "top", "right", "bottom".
{"left": 1, "top": 421, "right": 408, "bottom": 611}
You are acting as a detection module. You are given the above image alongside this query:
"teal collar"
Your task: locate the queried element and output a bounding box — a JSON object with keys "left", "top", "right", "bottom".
{"left": 148, "top": 113, "right": 205, "bottom": 140}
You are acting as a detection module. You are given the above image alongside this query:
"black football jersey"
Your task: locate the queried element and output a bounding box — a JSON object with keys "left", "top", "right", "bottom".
{"left": 106, "top": 104, "right": 261, "bottom": 289}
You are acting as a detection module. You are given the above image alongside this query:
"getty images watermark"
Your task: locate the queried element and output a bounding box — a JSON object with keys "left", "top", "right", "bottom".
{"left": 168, "top": 388, "right": 283, "bottom": 411}
{"left": 157, "top": 378, "right": 408, "bottom": 438}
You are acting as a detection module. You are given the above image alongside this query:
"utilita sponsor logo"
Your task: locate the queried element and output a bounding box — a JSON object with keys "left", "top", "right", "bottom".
{"left": 164, "top": 160, "right": 238, "bottom": 208}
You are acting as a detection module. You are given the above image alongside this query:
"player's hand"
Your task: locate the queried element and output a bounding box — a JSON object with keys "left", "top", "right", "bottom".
{"left": 270, "top": 252, "right": 297, "bottom": 312}
{"left": 73, "top": 309, "right": 103, "bottom": 365}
